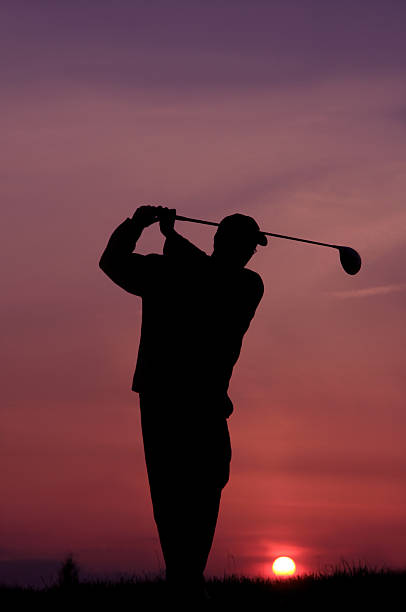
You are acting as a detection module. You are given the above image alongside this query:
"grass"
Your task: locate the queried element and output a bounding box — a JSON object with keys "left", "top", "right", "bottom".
{"left": 1, "top": 562, "right": 405, "bottom": 610}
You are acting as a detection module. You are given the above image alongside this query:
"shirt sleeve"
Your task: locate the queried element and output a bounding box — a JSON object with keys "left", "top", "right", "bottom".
{"left": 99, "top": 217, "right": 162, "bottom": 297}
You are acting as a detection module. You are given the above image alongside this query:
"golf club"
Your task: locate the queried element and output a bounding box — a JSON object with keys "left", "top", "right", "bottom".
{"left": 175, "top": 214, "right": 362, "bottom": 275}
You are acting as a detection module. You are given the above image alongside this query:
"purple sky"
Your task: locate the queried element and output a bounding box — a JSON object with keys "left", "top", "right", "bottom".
{"left": 1, "top": 0, "right": 406, "bottom": 587}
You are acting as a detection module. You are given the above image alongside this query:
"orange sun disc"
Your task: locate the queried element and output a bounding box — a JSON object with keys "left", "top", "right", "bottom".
{"left": 272, "top": 556, "right": 296, "bottom": 576}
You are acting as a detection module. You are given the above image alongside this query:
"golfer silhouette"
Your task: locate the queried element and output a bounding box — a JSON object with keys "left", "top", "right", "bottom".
{"left": 99, "top": 205, "right": 266, "bottom": 601}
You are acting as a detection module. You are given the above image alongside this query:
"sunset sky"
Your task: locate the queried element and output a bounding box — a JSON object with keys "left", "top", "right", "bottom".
{"left": 2, "top": 0, "right": 406, "bottom": 586}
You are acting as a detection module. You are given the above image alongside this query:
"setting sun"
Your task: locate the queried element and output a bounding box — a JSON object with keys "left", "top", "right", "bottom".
{"left": 272, "top": 556, "right": 296, "bottom": 576}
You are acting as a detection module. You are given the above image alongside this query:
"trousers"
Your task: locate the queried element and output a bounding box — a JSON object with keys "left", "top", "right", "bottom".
{"left": 138, "top": 390, "right": 232, "bottom": 585}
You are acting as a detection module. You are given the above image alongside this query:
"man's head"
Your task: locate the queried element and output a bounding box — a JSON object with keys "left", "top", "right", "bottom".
{"left": 212, "top": 213, "right": 268, "bottom": 268}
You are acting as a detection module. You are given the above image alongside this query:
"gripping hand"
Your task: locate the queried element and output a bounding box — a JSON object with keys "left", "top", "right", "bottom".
{"left": 157, "top": 206, "right": 176, "bottom": 237}
{"left": 131, "top": 205, "right": 161, "bottom": 228}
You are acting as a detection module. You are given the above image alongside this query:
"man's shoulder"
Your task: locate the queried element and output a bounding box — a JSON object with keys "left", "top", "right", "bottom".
{"left": 243, "top": 267, "right": 264, "bottom": 289}
{"left": 241, "top": 268, "right": 265, "bottom": 302}
{"left": 135, "top": 253, "right": 166, "bottom": 276}
{"left": 144, "top": 253, "right": 164, "bottom": 260}
{"left": 137, "top": 252, "right": 165, "bottom": 266}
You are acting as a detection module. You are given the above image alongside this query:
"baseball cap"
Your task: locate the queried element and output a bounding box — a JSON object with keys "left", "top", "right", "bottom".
{"left": 216, "top": 213, "right": 268, "bottom": 246}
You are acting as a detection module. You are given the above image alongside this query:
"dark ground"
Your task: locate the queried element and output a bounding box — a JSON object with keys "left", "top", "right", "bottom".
{"left": 1, "top": 564, "right": 405, "bottom": 611}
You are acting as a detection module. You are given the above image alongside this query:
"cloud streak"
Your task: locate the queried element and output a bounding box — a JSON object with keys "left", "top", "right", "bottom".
{"left": 331, "top": 283, "right": 406, "bottom": 299}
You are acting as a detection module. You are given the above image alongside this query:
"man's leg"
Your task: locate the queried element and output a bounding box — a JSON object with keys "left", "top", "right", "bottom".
{"left": 138, "top": 391, "right": 231, "bottom": 593}
{"left": 155, "top": 482, "right": 223, "bottom": 590}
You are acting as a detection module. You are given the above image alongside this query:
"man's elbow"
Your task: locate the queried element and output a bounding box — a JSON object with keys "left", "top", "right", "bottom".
{"left": 99, "top": 252, "right": 108, "bottom": 271}
{"left": 99, "top": 250, "right": 115, "bottom": 276}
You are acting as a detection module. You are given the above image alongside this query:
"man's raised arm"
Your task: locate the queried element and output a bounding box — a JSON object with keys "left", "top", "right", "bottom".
{"left": 159, "top": 207, "right": 207, "bottom": 259}
{"left": 99, "top": 205, "right": 161, "bottom": 296}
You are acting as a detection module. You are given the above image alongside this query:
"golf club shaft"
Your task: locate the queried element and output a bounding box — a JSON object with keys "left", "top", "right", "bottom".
{"left": 175, "top": 214, "right": 340, "bottom": 250}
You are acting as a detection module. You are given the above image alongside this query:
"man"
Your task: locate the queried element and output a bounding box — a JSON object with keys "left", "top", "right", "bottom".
{"left": 99, "top": 205, "right": 267, "bottom": 601}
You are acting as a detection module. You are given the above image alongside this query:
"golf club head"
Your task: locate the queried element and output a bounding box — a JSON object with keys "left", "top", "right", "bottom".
{"left": 338, "top": 246, "right": 362, "bottom": 275}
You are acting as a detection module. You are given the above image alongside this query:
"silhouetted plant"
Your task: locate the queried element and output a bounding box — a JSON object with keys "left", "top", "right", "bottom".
{"left": 57, "top": 553, "right": 80, "bottom": 588}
